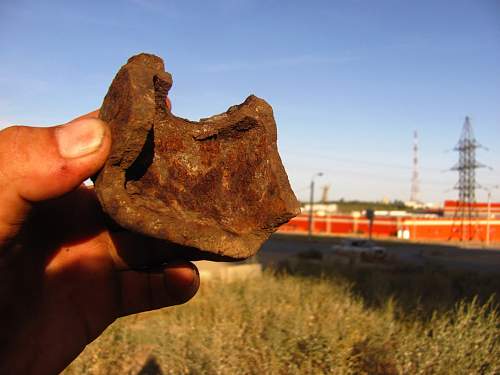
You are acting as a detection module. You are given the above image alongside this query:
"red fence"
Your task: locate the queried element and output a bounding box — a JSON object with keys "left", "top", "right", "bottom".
{"left": 279, "top": 214, "right": 500, "bottom": 243}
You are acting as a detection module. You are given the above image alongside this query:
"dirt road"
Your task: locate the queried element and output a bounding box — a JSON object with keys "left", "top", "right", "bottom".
{"left": 258, "top": 234, "right": 500, "bottom": 273}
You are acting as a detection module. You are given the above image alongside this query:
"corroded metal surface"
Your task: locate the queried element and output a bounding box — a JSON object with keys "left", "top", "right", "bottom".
{"left": 94, "top": 53, "right": 300, "bottom": 260}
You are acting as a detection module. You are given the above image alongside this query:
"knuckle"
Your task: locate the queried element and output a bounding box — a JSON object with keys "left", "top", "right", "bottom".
{"left": 51, "top": 159, "right": 74, "bottom": 181}
{"left": 0, "top": 125, "right": 27, "bottom": 160}
{"left": 0, "top": 126, "right": 24, "bottom": 183}
{"left": 0, "top": 125, "right": 27, "bottom": 146}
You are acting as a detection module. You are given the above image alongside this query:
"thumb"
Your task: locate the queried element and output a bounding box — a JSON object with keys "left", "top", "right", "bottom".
{"left": 0, "top": 117, "right": 110, "bottom": 245}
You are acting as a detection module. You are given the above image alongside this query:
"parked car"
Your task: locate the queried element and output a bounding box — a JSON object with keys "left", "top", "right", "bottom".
{"left": 331, "top": 238, "right": 387, "bottom": 263}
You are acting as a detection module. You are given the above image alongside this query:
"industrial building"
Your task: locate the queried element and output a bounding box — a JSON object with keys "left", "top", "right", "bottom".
{"left": 279, "top": 200, "right": 500, "bottom": 244}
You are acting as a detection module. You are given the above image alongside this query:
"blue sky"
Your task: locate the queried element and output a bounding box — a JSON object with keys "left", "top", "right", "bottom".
{"left": 1, "top": 0, "right": 499, "bottom": 203}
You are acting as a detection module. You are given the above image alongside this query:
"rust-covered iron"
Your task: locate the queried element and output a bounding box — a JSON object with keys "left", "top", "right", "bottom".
{"left": 94, "top": 53, "right": 300, "bottom": 260}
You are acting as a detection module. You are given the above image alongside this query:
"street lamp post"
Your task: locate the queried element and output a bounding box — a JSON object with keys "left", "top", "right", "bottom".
{"left": 486, "top": 190, "right": 492, "bottom": 246}
{"left": 308, "top": 172, "right": 323, "bottom": 239}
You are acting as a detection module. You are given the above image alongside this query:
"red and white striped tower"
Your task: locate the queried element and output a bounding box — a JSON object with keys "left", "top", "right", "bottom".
{"left": 410, "top": 130, "right": 420, "bottom": 203}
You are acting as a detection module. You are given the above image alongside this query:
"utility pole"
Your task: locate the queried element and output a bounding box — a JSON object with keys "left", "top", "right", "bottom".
{"left": 366, "top": 208, "right": 374, "bottom": 240}
{"left": 486, "top": 191, "right": 492, "bottom": 246}
{"left": 449, "top": 116, "right": 486, "bottom": 241}
{"left": 308, "top": 172, "right": 323, "bottom": 239}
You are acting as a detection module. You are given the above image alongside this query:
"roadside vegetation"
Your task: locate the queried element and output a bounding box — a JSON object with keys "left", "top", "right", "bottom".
{"left": 64, "top": 261, "right": 499, "bottom": 375}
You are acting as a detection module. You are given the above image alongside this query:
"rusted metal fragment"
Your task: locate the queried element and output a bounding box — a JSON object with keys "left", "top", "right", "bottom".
{"left": 94, "top": 53, "right": 300, "bottom": 260}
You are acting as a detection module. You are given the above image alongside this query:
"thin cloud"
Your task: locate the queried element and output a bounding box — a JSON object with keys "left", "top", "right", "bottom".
{"left": 199, "top": 55, "right": 357, "bottom": 73}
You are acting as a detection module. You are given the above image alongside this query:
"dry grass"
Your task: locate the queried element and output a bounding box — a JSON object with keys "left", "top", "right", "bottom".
{"left": 63, "top": 265, "right": 499, "bottom": 375}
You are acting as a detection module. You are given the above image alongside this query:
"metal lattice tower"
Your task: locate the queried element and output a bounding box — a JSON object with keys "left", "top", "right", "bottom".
{"left": 449, "top": 116, "right": 485, "bottom": 241}
{"left": 410, "top": 130, "right": 420, "bottom": 203}
{"left": 321, "top": 184, "right": 331, "bottom": 203}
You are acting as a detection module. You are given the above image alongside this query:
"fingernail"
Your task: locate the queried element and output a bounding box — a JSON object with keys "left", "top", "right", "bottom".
{"left": 56, "top": 118, "right": 105, "bottom": 159}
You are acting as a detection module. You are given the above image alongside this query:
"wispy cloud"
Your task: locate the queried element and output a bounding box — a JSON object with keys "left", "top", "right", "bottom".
{"left": 198, "top": 55, "right": 357, "bottom": 73}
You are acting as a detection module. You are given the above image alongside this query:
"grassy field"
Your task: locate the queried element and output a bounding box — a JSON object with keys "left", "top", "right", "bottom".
{"left": 63, "top": 260, "right": 499, "bottom": 375}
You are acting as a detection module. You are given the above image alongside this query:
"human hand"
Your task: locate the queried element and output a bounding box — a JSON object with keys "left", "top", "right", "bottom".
{"left": 0, "top": 105, "right": 199, "bottom": 375}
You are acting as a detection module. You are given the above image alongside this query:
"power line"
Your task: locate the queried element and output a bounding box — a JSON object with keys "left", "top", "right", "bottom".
{"left": 287, "top": 163, "right": 453, "bottom": 186}
{"left": 282, "top": 148, "right": 445, "bottom": 172}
